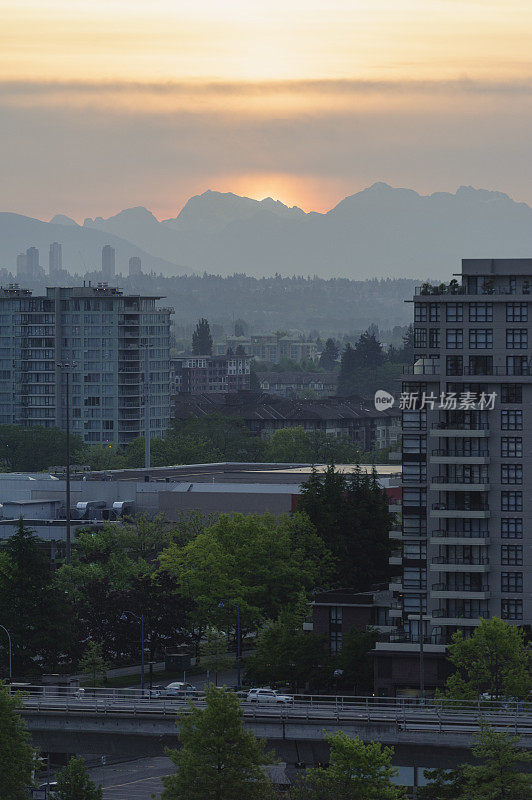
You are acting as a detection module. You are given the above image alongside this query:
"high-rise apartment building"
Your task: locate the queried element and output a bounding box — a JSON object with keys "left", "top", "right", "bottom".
{"left": 129, "top": 256, "right": 142, "bottom": 276}
{"left": 101, "top": 245, "right": 115, "bottom": 279}
{"left": 16, "top": 247, "right": 43, "bottom": 281}
{"left": 375, "top": 259, "right": 532, "bottom": 696}
{"left": 49, "top": 242, "right": 62, "bottom": 275}
{"left": 0, "top": 284, "right": 172, "bottom": 445}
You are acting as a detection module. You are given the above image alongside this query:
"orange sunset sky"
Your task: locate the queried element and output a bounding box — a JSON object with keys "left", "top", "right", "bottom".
{"left": 2, "top": 0, "right": 532, "bottom": 218}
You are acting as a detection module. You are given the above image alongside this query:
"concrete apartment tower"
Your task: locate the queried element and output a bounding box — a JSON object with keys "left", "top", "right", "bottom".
{"left": 49, "top": 242, "right": 62, "bottom": 276}
{"left": 101, "top": 245, "right": 115, "bottom": 279}
{"left": 375, "top": 259, "right": 532, "bottom": 696}
{"left": 129, "top": 256, "right": 142, "bottom": 276}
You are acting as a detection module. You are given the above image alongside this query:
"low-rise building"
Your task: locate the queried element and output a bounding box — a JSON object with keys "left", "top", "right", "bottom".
{"left": 171, "top": 355, "right": 250, "bottom": 394}
{"left": 257, "top": 371, "right": 337, "bottom": 398}
{"left": 215, "top": 334, "right": 318, "bottom": 364}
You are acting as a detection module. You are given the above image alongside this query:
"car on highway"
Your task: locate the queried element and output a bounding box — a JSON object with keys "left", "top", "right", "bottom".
{"left": 246, "top": 687, "right": 293, "bottom": 705}
{"left": 153, "top": 681, "right": 198, "bottom": 698}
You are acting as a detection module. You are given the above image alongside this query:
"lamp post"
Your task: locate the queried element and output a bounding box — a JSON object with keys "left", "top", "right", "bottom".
{"left": 121, "top": 611, "right": 145, "bottom": 694}
{"left": 419, "top": 590, "right": 425, "bottom": 701}
{"left": 0, "top": 625, "right": 12, "bottom": 681}
{"left": 219, "top": 601, "right": 241, "bottom": 691}
{"left": 56, "top": 360, "right": 77, "bottom": 565}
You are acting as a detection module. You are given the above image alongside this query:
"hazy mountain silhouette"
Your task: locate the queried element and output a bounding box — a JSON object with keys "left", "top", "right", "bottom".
{"left": 4, "top": 183, "right": 532, "bottom": 278}
{"left": 0, "top": 213, "right": 182, "bottom": 275}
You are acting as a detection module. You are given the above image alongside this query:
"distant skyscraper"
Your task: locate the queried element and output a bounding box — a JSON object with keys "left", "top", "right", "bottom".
{"left": 26, "top": 247, "right": 40, "bottom": 277}
{"left": 129, "top": 256, "right": 142, "bottom": 276}
{"left": 16, "top": 253, "right": 27, "bottom": 278}
{"left": 49, "top": 242, "right": 62, "bottom": 275}
{"left": 102, "top": 245, "right": 115, "bottom": 279}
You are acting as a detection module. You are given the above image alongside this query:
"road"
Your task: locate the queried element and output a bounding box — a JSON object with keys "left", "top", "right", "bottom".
{"left": 88, "top": 756, "right": 171, "bottom": 800}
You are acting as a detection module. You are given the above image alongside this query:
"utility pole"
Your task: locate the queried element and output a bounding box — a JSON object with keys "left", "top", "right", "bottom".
{"left": 419, "top": 590, "right": 425, "bottom": 700}
{"left": 143, "top": 346, "right": 151, "bottom": 470}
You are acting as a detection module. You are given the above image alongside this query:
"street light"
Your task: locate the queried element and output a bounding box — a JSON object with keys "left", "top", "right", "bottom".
{"left": 219, "top": 601, "right": 241, "bottom": 691}
{"left": 120, "top": 611, "right": 145, "bottom": 694}
{"left": 56, "top": 360, "right": 77, "bottom": 565}
{"left": 0, "top": 625, "right": 12, "bottom": 681}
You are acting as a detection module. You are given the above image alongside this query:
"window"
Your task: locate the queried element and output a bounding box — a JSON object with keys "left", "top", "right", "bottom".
{"left": 446, "top": 303, "right": 463, "bottom": 322}
{"left": 402, "top": 435, "right": 427, "bottom": 454}
{"left": 402, "top": 488, "right": 427, "bottom": 508}
{"left": 404, "top": 567, "right": 426, "bottom": 590}
{"left": 469, "top": 303, "right": 493, "bottom": 322}
{"left": 501, "top": 518, "right": 523, "bottom": 539}
{"left": 446, "top": 329, "right": 463, "bottom": 349}
{"left": 501, "top": 410, "right": 523, "bottom": 430}
{"left": 329, "top": 607, "right": 342, "bottom": 653}
{"left": 414, "top": 328, "right": 427, "bottom": 348}
{"left": 446, "top": 356, "right": 463, "bottom": 376}
{"left": 403, "top": 463, "right": 427, "bottom": 482}
{"left": 506, "top": 302, "right": 528, "bottom": 322}
{"left": 506, "top": 329, "right": 528, "bottom": 349}
{"left": 428, "top": 329, "right": 440, "bottom": 348}
{"left": 469, "top": 329, "right": 493, "bottom": 349}
{"left": 403, "top": 543, "right": 427, "bottom": 560}
{"left": 501, "top": 438, "right": 522, "bottom": 458}
{"left": 415, "top": 304, "right": 427, "bottom": 322}
{"left": 501, "top": 572, "right": 523, "bottom": 593}
{"left": 403, "top": 410, "right": 427, "bottom": 430}
{"left": 428, "top": 304, "right": 440, "bottom": 322}
{"left": 501, "top": 491, "right": 522, "bottom": 511}
{"left": 506, "top": 356, "right": 528, "bottom": 376}
{"left": 501, "top": 545, "right": 523, "bottom": 566}
{"left": 501, "top": 464, "right": 523, "bottom": 484}
{"left": 502, "top": 599, "right": 523, "bottom": 620}
{"left": 501, "top": 384, "right": 522, "bottom": 403}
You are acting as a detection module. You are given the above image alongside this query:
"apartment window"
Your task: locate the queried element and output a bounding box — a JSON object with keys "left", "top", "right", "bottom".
{"left": 415, "top": 304, "right": 427, "bottom": 322}
{"left": 403, "top": 463, "right": 427, "bottom": 482}
{"left": 501, "top": 384, "right": 522, "bottom": 403}
{"left": 428, "top": 304, "right": 440, "bottom": 322}
{"left": 414, "top": 328, "right": 427, "bottom": 348}
{"left": 428, "top": 329, "right": 440, "bottom": 348}
{"left": 469, "top": 329, "right": 493, "bottom": 349}
{"left": 403, "top": 410, "right": 427, "bottom": 430}
{"left": 402, "top": 488, "right": 427, "bottom": 508}
{"left": 506, "top": 302, "right": 528, "bottom": 322}
{"left": 501, "top": 599, "right": 523, "bottom": 620}
{"left": 501, "top": 545, "right": 523, "bottom": 566}
{"left": 506, "top": 329, "right": 528, "bottom": 349}
{"left": 403, "top": 595, "right": 427, "bottom": 613}
{"left": 329, "top": 607, "right": 342, "bottom": 653}
{"left": 446, "top": 356, "right": 463, "bottom": 376}
{"left": 403, "top": 543, "right": 427, "bottom": 560}
{"left": 501, "top": 518, "right": 523, "bottom": 539}
{"left": 501, "top": 491, "right": 523, "bottom": 511}
{"left": 469, "top": 303, "right": 493, "bottom": 322}
{"left": 501, "top": 572, "right": 523, "bottom": 593}
{"left": 404, "top": 567, "right": 426, "bottom": 590}
{"left": 446, "top": 303, "right": 463, "bottom": 322}
{"left": 402, "top": 435, "right": 427, "bottom": 454}
{"left": 501, "top": 464, "right": 523, "bottom": 484}
{"left": 506, "top": 356, "right": 528, "bottom": 376}
{"left": 501, "top": 410, "right": 523, "bottom": 430}
{"left": 501, "top": 437, "right": 522, "bottom": 458}
{"left": 446, "top": 329, "right": 463, "bottom": 349}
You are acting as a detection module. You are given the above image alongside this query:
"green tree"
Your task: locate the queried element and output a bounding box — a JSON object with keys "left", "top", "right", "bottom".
{"left": 0, "top": 424, "right": 85, "bottom": 472}
{"left": 416, "top": 767, "right": 465, "bottom": 800}
{"left": 290, "top": 730, "right": 406, "bottom": 800}
{"left": 335, "top": 627, "right": 379, "bottom": 694}
{"left": 299, "top": 465, "right": 393, "bottom": 589}
{"left": 78, "top": 641, "right": 109, "bottom": 687}
{"left": 191, "top": 317, "right": 213, "bottom": 355}
{"left": 201, "top": 628, "right": 233, "bottom": 686}
{"left": 169, "top": 413, "right": 264, "bottom": 461}
{"left": 161, "top": 684, "right": 274, "bottom": 800}
{"left": 319, "top": 338, "right": 339, "bottom": 371}
{"left": 337, "top": 343, "right": 359, "bottom": 396}
{"left": 353, "top": 329, "right": 384, "bottom": 368}
{"left": 0, "top": 682, "right": 36, "bottom": 800}
{"left": 160, "top": 512, "right": 330, "bottom": 636}
{"left": 0, "top": 519, "right": 75, "bottom": 674}
{"left": 459, "top": 724, "right": 532, "bottom": 800}
{"left": 245, "top": 602, "right": 331, "bottom": 692}
{"left": 84, "top": 443, "right": 125, "bottom": 471}
{"left": 54, "top": 756, "right": 103, "bottom": 800}
{"left": 441, "top": 617, "right": 532, "bottom": 701}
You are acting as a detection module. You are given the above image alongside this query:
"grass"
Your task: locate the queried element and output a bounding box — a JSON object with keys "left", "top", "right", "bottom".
{"left": 81, "top": 664, "right": 205, "bottom": 689}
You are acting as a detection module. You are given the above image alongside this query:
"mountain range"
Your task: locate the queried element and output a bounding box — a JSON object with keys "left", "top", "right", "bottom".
{"left": 3, "top": 183, "right": 532, "bottom": 279}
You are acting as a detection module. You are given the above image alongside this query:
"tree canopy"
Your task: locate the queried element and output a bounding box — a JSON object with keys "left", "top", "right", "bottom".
{"left": 161, "top": 684, "right": 274, "bottom": 800}
{"left": 441, "top": 617, "right": 532, "bottom": 701}
{"left": 54, "top": 756, "right": 103, "bottom": 800}
{"left": 0, "top": 683, "right": 36, "bottom": 800}
{"left": 191, "top": 317, "right": 213, "bottom": 355}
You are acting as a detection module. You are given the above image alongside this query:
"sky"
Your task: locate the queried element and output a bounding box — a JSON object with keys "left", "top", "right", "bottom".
{"left": 2, "top": 0, "right": 532, "bottom": 219}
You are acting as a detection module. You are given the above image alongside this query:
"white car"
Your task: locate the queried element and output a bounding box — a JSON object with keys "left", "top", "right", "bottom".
{"left": 246, "top": 687, "right": 293, "bottom": 705}
{"left": 156, "top": 681, "right": 197, "bottom": 698}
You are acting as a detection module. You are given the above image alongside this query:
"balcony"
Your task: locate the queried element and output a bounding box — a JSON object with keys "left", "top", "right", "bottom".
{"left": 389, "top": 529, "right": 403, "bottom": 540}
{"left": 429, "top": 423, "right": 489, "bottom": 438}
{"left": 431, "top": 582, "right": 490, "bottom": 600}
{"left": 389, "top": 551, "right": 402, "bottom": 565}
{"left": 432, "top": 609, "right": 487, "bottom": 626}
{"left": 430, "top": 556, "right": 489, "bottom": 573}
{"left": 430, "top": 475, "right": 490, "bottom": 492}
{"left": 429, "top": 529, "right": 490, "bottom": 545}
{"left": 431, "top": 448, "right": 489, "bottom": 465}
{"left": 375, "top": 630, "right": 447, "bottom": 653}
{"left": 430, "top": 503, "right": 490, "bottom": 519}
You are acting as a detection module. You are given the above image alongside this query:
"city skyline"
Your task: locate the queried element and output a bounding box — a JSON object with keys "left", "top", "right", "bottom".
{"left": 2, "top": 1, "right": 532, "bottom": 219}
